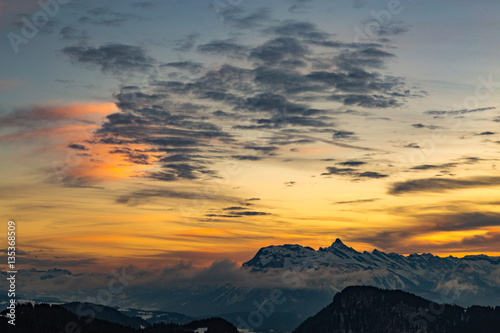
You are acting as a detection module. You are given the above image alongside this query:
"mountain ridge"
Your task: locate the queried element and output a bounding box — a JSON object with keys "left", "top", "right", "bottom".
{"left": 293, "top": 286, "right": 500, "bottom": 333}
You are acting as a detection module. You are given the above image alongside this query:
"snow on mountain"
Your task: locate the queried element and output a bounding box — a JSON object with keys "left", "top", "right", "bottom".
{"left": 242, "top": 239, "right": 500, "bottom": 307}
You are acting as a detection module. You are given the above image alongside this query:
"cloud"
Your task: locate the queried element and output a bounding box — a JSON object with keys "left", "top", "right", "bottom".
{"left": 0, "top": 102, "right": 117, "bottom": 129}
{"left": 217, "top": 7, "right": 271, "bottom": 29}
{"left": 389, "top": 176, "right": 500, "bottom": 195}
{"left": 424, "top": 212, "right": 500, "bottom": 232}
{"left": 411, "top": 123, "right": 440, "bottom": 130}
{"left": 477, "top": 131, "right": 495, "bottom": 136}
{"left": 79, "top": 7, "right": 140, "bottom": 26}
{"left": 116, "top": 188, "right": 236, "bottom": 207}
{"left": 62, "top": 44, "right": 154, "bottom": 74}
{"left": 197, "top": 39, "right": 249, "bottom": 58}
{"left": 330, "top": 94, "right": 401, "bottom": 108}
{"left": 335, "top": 47, "right": 395, "bottom": 70}
{"left": 59, "top": 26, "right": 88, "bottom": 42}
{"left": 410, "top": 163, "right": 457, "bottom": 170}
{"left": 288, "top": 0, "right": 314, "bottom": 13}
{"left": 357, "top": 171, "right": 388, "bottom": 179}
{"left": 334, "top": 198, "right": 380, "bottom": 204}
{"left": 161, "top": 61, "right": 204, "bottom": 74}
{"left": 67, "top": 144, "right": 88, "bottom": 151}
{"left": 373, "top": 21, "right": 410, "bottom": 37}
{"left": 424, "top": 106, "right": 496, "bottom": 116}
{"left": 173, "top": 33, "right": 199, "bottom": 52}
{"left": 321, "top": 166, "right": 388, "bottom": 180}
{"left": 249, "top": 37, "right": 309, "bottom": 66}
{"left": 232, "top": 155, "right": 262, "bottom": 161}
{"left": 337, "top": 161, "right": 366, "bottom": 166}
{"left": 405, "top": 143, "right": 421, "bottom": 149}
{"left": 332, "top": 130, "right": 355, "bottom": 140}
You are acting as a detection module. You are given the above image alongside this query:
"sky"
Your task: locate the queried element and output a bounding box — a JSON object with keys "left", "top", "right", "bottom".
{"left": 1, "top": 0, "right": 500, "bottom": 273}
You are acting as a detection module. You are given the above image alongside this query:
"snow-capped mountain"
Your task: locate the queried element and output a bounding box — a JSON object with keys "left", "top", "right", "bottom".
{"left": 243, "top": 239, "right": 500, "bottom": 307}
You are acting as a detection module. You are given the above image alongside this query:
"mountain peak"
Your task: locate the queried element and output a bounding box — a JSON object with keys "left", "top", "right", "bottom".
{"left": 330, "top": 238, "right": 348, "bottom": 248}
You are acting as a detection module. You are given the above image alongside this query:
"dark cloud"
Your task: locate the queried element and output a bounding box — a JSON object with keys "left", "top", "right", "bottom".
{"left": 116, "top": 188, "right": 235, "bottom": 207}
{"left": 335, "top": 47, "right": 395, "bottom": 70}
{"left": 63, "top": 44, "right": 154, "bottom": 74}
{"left": 244, "top": 144, "right": 278, "bottom": 154}
{"left": 405, "top": 143, "right": 421, "bottom": 149}
{"left": 424, "top": 106, "right": 496, "bottom": 116}
{"left": 64, "top": 17, "right": 418, "bottom": 190}
{"left": 264, "top": 20, "right": 333, "bottom": 46}
{"left": 161, "top": 61, "right": 204, "bottom": 74}
{"left": 411, "top": 123, "right": 440, "bottom": 130}
{"left": 249, "top": 37, "right": 309, "bottom": 66}
{"left": 477, "top": 131, "right": 495, "bottom": 136}
{"left": 245, "top": 198, "right": 260, "bottom": 201}
{"left": 59, "top": 26, "right": 88, "bottom": 42}
{"left": 321, "top": 166, "right": 358, "bottom": 176}
{"left": 389, "top": 176, "right": 500, "bottom": 195}
{"left": 284, "top": 181, "right": 296, "bottom": 187}
{"left": 217, "top": 7, "right": 271, "bottom": 29}
{"left": 197, "top": 39, "right": 249, "bottom": 58}
{"left": 223, "top": 206, "right": 248, "bottom": 211}
{"left": 232, "top": 155, "right": 262, "bottom": 161}
{"left": 232, "top": 211, "right": 270, "bottom": 216}
{"left": 337, "top": 161, "right": 366, "bottom": 166}
{"left": 332, "top": 130, "right": 355, "bottom": 140}
{"left": 322, "top": 164, "right": 388, "bottom": 179}
{"left": 357, "top": 171, "right": 388, "bottom": 179}
{"left": 410, "top": 163, "right": 457, "bottom": 170}
{"left": 424, "top": 212, "right": 500, "bottom": 232}
{"left": 334, "top": 198, "right": 380, "bottom": 204}
{"left": 67, "top": 144, "right": 88, "bottom": 151}
{"left": 330, "top": 94, "right": 401, "bottom": 108}
{"left": 110, "top": 147, "right": 151, "bottom": 165}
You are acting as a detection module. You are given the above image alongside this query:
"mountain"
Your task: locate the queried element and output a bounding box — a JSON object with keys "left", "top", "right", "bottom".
{"left": 293, "top": 286, "right": 500, "bottom": 333}
{"left": 0, "top": 303, "right": 239, "bottom": 333}
{"left": 243, "top": 239, "right": 500, "bottom": 307}
{"left": 62, "top": 302, "right": 149, "bottom": 328}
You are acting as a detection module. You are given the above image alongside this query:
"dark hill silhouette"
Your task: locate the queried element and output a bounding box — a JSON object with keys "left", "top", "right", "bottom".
{"left": 0, "top": 303, "right": 238, "bottom": 333}
{"left": 293, "top": 286, "right": 500, "bottom": 333}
